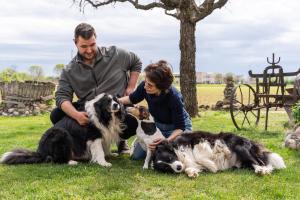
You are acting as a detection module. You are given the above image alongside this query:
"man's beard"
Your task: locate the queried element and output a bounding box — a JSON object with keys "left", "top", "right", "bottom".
{"left": 81, "top": 52, "right": 96, "bottom": 62}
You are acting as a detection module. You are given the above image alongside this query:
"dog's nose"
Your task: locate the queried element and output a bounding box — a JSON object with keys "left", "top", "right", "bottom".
{"left": 176, "top": 165, "right": 182, "bottom": 171}
{"left": 112, "top": 103, "right": 119, "bottom": 110}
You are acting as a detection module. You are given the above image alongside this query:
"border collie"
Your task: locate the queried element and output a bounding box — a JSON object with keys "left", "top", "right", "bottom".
{"left": 126, "top": 105, "right": 165, "bottom": 169}
{"left": 1, "top": 93, "right": 125, "bottom": 167}
{"left": 152, "top": 131, "right": 286, "bottom": 178}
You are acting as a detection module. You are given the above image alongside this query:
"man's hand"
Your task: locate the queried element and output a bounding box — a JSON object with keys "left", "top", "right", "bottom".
{"left": 74, "top": 111, "right": 89, "bottom": 126}
{"left": 61, "top": 101, "right": 89, "bottom": 126}
{"left": 149, "top": 137, "right": 164, "bottom": 152}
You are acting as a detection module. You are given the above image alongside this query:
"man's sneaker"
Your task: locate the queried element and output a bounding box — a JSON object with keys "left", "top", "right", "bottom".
{"left": 117, "top": 140, "right": 130, "bottom": 154}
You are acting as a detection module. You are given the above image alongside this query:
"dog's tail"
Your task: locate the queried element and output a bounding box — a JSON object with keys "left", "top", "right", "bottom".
{"left": 267, "top": 153, "right": 286, "bottom": 169}
{"left": 0, "top": 149, "right": 45, "bottom": 165}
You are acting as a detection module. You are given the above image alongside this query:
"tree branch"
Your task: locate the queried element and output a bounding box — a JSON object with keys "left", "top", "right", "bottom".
{"left": 165, "top": 9, "right": 180, "bottom": 19}
{"left": 213, "top": 0, "right": 228, "bottom": 9}
{"left": 76, "top": 0, "right": 173, "bottom": 10}
{"left": 192, "top": 0, "right": 228, "bottom": 22}
{"left": 160, "top": 0, "right": 181, "bottom": 8}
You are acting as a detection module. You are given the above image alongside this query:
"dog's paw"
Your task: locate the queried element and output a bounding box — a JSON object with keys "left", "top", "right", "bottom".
{"left": 185, "top": 167, "right": 199, "bottom": 178}
{"left": 143, "top": 165, "right": 149, "bottom": 170}
{"left": 254, "top": 165, "right": 273, "bottom": 176}
{"left": 99, "top": 161, "right": 112, "bottom": 167}
{"left": 68, "top": 160, "right": 78, "bottom": 165}
{"left": 110, "top": 153, "right": 119, "bottom": 157}
{"left": 209, "top": 165, "right": 218, "bottom": 173}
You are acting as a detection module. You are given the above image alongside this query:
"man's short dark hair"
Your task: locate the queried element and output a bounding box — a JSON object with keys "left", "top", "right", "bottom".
{"left": 74, "top": 23, "right": 96, "bottom": 43}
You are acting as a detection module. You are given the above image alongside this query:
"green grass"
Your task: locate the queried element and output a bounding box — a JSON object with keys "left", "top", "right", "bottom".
{"left": 0, "top": 112, "right": 300, "bottom": 199}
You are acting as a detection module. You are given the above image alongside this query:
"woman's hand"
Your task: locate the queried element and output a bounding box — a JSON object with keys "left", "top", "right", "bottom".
{"left": 124, "top": 87, "right": 135, "bottom": 96}
{"left": 149, "top": 137, "right": 164, "bottom": 151}
{"left": 167, "top": 129, "right": 183, "bottom": 142}
{"left": 118, "top": 96, "right": 131, "bottom": 105}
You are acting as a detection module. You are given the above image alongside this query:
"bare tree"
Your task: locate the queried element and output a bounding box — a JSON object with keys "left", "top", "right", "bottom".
{"left": 214, "top": 73, "right": 223, "bottom": 84}
{"left": 29, "top": 65, "right": 44, "bottom": 81}
{"left": 74, "top": 0, "right": 228, "bottom": 117}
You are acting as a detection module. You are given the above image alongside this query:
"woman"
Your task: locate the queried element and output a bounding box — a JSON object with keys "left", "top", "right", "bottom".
{"left": 119, "top": 60, "right": 192, "bottom": 159}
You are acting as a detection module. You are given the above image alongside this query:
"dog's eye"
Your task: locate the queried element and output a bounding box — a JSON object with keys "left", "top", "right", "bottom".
{"left": 164, "top": 156, "right": 172, "bottom": 162}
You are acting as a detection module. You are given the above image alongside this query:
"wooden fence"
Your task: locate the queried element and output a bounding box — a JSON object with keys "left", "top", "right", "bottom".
{"left": 0, "top": 81, "right": 56, "bottom": 105}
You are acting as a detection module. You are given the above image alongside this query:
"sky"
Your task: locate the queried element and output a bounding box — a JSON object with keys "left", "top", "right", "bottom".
{"left": 0, "top": 0, "right": 299, "bottom": 77}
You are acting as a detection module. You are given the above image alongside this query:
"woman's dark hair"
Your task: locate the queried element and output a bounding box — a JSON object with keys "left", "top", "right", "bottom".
{"left": 144, "top": 60, "right": 174, "bottom": 91}
{"left": 74, "top": 23, "right": 97, "bottom": 43}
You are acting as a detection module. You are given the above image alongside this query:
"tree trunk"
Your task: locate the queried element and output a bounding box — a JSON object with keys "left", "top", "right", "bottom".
{"left": 179, "top": 16, "right": 198, "bottom": 117}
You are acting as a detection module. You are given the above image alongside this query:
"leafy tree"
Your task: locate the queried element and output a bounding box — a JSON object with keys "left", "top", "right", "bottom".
{"left": 29, "top": 65, "right": 44, "bottom": 81}
{"left": 73, "top": 0, "right": 228, "bottom": 117}
{"left": 0, "top": 67, "right": 17, "bottom": 82}
{"left": 53, "top": 64, "right": 65, "bottom": 77}
{"left": 0, "top": 68, "right": 31, "bottom": 82}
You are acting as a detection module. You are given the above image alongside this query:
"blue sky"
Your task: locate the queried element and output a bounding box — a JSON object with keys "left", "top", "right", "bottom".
{"left": 0, "top": 0, "right": 299, "bottom": 76}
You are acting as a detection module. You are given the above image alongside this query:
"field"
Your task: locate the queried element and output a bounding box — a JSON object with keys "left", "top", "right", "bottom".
{"left": 0, "top": 110, "right": 299, "bottom": 199}
{"left": 0, "top": 84, "right": 299, "bottom": 199}
{"left": 197, "top": 84, "right": 225, "bottom": 106}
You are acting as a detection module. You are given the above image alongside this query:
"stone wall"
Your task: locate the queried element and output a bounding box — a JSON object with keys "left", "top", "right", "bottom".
{"left": 0, "top": 102, "right": 54, "bottom": 116}
{"left": 0, "top": 81, "right": 56, "bottom": 116}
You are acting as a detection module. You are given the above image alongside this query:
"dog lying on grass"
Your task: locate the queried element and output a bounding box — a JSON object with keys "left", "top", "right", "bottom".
{"left": 151, "top": 131, "right": 286, "bottom": 178}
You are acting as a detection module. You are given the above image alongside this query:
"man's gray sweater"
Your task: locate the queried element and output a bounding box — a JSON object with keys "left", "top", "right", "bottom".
{"left": 55, "top": 46, "right": 142, "bottom": 108}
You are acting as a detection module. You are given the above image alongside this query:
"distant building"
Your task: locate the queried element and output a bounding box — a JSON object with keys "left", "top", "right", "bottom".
{"left": 173, "top": 72, "right": 244, "bottom": 84}
{"left": 196, "top": 72, "right": 216, "bottom": 84}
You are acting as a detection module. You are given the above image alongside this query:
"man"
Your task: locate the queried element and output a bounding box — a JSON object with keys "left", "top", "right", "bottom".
{"left": 51, "top": 23, "right": 142, "bottom": 153}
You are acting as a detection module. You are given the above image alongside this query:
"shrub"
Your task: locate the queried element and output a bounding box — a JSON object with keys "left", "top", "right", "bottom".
{"left": 292, "top": 101, "right": 300, "bottom": 123}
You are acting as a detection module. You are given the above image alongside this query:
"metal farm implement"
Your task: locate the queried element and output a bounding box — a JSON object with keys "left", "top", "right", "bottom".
{"left": 230, "top": 54, "right": 300, "bottom": 130}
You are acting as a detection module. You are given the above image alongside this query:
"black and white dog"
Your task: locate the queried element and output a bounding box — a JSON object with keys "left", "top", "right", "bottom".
{"left": 152, "top": 131, "right": 286, "bottom": 178}
{"left": 0, "top": 93, "right": 125, "bottom": 167}
{"left": 126, "top": 105, "right": 165, "bottom": 169}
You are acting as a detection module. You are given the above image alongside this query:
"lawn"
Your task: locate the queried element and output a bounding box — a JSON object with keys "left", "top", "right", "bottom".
{"left": 0, "top": 111, "right": 300, "bottom": 200}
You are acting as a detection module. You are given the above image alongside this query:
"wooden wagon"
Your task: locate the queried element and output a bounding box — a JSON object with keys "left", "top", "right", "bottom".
{"left": 230, "top": 54, "right": 300, "bottom": 130}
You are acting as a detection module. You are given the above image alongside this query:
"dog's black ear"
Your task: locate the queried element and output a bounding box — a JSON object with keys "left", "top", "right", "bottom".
{"left": 94, "top": 97, "right": 112, "bottom": 127}
{"left": 166, "top": 141, "right": 174, "bottom": 151}
{"left": 157, "top": 140, "right": 173, "bottom": 152}
{"left": 158, "top": 140, "right": 169, "bottom": 146}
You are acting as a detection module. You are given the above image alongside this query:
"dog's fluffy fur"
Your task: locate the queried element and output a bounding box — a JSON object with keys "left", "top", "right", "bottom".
{"left": 284, "top": 125, "right": 300, "bottom": 150}
{"left": 152, "top": 131, "right": 286, "bottom": 178}
{"left": 0, "top": 93, "right": 125, "bottom": 167}
{"left": 126, "top": 106, "right": 165, "bottom": 169}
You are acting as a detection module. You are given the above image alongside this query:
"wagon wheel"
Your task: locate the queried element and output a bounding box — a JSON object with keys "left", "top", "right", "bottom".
{"left": 230, "top": 84, "right": 260, "bottom": 130}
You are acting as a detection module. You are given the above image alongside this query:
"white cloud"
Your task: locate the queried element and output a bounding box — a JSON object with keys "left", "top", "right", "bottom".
{"left": 0, "top": 0, "right": 299, "bottom": 76}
